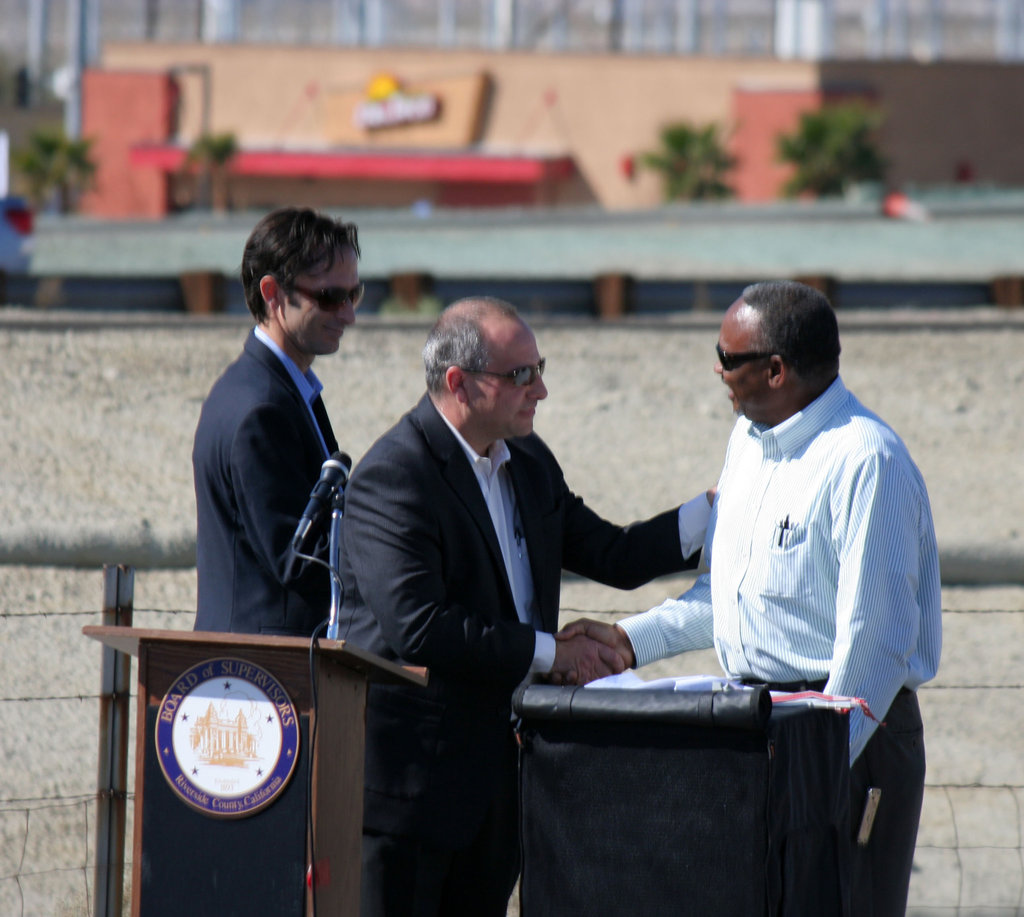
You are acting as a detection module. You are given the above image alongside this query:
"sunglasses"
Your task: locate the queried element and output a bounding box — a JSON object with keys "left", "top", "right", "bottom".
{"left": 715, "top": 343, "right": 773, "bottom": 372}
{"left": 464, "top": 358, "right": 546, "bottom": 387}
{"left": 290, "top": 281, "right": 365, "bottom": 311}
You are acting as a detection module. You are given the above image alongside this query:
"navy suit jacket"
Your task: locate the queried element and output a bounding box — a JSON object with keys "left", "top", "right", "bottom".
{"left": 193, "top": 330, "right": 337, "bottom": 635}
{"left": 338, "top": 394, "right": 698, "bottom": 847}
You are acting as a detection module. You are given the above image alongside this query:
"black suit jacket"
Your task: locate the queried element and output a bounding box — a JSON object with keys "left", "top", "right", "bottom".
{"left": 193, "top": 330, "right": 337, "bottom": 635}
{"left": 338, "top": 394, "right": 697, "bottom": 847}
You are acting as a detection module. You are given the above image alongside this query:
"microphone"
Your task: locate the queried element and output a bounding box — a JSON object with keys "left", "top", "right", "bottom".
{"left": 292, "top": 451, "right": 352, "bottom": 554}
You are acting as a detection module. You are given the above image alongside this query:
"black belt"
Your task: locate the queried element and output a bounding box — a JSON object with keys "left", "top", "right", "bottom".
{"left": 742, "top": 678, "right": 828, "bottom": 693}
{"left": 742, "top": 678, "right": 913, "bottom": 698}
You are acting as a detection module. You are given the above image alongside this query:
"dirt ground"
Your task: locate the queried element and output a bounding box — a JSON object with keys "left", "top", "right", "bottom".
{"left": 1, "top": 307, "right": 1022, "bottom": 574}
{"left": 2, "top": 307, "right": 1023, "bottom": 917}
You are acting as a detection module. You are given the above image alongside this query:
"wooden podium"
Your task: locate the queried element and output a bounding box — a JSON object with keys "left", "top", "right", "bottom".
{"left": 83, "top": 627, "right": 426, "bottom": 917}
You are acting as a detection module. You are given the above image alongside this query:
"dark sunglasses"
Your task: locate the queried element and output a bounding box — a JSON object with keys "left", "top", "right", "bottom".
{"left": 290, "top": 280, "right": 365, "bottom": 311}
{"left": 464, "top": 358, "right": 546, "bottom": 388}
{"left": 715, "top": 343, "right": 773, "bottom": 372}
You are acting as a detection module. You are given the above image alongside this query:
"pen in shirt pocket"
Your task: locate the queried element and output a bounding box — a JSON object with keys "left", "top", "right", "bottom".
{"left": 776, "top": 515, "right": 791, "bottom": 547}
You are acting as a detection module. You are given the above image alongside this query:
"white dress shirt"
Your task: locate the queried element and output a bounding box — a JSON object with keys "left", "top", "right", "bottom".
{"left": 620, "top": 377, "right": 942, "bottom": 761}
{"left": 437, "top": 406, "right": 708, "bottom": 676}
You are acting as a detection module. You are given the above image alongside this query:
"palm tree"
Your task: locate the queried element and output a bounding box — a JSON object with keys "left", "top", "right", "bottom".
{"left": 639, "top": 122, "right": 736, "bottom": 202}
{"left": 14, "top": 128, "right": 96, "bottom": 213}
{"left": 185, "top": 132, "right": 238, "bottom": 212}
{"left": 777, "top": 102, "right": 887, "bottom": 199}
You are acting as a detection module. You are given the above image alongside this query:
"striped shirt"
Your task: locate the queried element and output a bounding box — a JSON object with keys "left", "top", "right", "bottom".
{"left": 620, "top": 377, "right": 942, "bottom": 761}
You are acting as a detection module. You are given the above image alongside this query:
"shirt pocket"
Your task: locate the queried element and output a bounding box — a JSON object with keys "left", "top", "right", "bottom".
{"left": 761, "top": 520, "right": 815, "bottom": 598}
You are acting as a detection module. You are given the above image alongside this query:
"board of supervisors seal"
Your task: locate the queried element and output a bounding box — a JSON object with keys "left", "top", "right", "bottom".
{"left": 154, "top": 656, "right": 301, "bottom": 818}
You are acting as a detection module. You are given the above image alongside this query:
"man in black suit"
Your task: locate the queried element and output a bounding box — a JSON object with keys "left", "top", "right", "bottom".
{"left": 338, "top": 297, "right": 708, "bottom": 916}
{"left": 193, "top": 207, "right": 361, "bottom": 635}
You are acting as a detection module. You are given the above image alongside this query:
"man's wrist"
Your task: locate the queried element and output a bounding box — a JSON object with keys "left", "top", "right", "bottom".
{"left": 617, "top": 614, "right": 655, "bottom": 669}
{"left": 613, "top": 623, "right": 637, "bottom": 669}
{"left": 532, "top": 630, "right": 557, "bottom": 674}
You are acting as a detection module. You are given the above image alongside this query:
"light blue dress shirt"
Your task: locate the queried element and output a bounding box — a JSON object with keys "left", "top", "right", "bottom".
{"left": 620, "top": 377, "right": 942, "bottom": 761}
{"left": 253, "top": 325, "right": 329, "bottom": 458}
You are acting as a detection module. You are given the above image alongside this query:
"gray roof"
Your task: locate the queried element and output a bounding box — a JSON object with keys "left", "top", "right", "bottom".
{"left": 28, "top": 196, "right": 1024, "bottom": 284}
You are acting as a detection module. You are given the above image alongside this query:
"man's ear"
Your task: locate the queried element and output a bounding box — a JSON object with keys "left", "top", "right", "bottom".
{"left": 445, "top": 365, "right": 469, "bottom": 403}
{"left": 259, "top": 274, "right": 281, "bottom": 315}
{"left": 766, "top": 354, "right": 787, "bottom": 388}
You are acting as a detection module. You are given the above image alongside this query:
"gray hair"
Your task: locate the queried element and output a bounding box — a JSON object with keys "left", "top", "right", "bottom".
{"left": 741, "top": 280, "right": 840, "bottom": 388}
{"left": 422, "top": 297, "right": 522, "bottom": 393}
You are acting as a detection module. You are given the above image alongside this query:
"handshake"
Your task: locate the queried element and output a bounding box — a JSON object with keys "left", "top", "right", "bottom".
{"left": 547, "top": 618, "right": 637, "bottom": 687}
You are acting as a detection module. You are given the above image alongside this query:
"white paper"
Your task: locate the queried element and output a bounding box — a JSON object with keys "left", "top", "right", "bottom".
{"left": 585, "top": 672, "right": 739, "bottom": 693}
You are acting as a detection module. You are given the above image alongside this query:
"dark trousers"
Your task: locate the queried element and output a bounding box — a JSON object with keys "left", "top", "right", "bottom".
{"left": 848, "top": 688, "right": 926, "bottom": 917}
{"left": 360, "top": 741, "right": 520, "bottom": 917}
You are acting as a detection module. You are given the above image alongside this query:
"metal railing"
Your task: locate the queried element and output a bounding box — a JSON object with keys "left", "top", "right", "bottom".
{"left": 5, "top": 0, "right": 1024, "bottom": 87}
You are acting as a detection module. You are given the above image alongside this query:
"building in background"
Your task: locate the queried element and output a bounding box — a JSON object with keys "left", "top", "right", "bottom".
{"left": 6, "top": 1, "right": 1024, "bottom": 217}
{"left": 77, "top": 41, "right": 1024, "bottom": 217}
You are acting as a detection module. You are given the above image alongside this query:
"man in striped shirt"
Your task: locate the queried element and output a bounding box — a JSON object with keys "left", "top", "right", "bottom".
{"left": 564, "top": 280, "right": 942, "bottom": 917}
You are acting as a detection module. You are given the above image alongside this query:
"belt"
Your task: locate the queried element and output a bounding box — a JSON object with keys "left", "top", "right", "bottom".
{"left": 742, "top": 678, "right": 913, "bottom": 698}
{"left": 742, "top": 678, "right": 828, "bottom": 693}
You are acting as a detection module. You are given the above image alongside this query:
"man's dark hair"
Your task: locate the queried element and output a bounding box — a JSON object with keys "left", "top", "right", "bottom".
{"left": 741, "top": 280, "right": 841, "bottom": 388}
{"left": 422, "top": 297, "right": 521, "bottom": 393}
{"left": 240, "top": 207, "right": 360, "bottom": 321}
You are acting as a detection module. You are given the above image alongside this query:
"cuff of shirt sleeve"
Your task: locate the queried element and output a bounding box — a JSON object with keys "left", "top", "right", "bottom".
{"left": 531, "top": 630, "right": 557, "bottom": 675}
{"left": 677, "top": 493, "right": 711, "bottom": 559}
{"left": 618, "top": 611, "right": 669, "bottom": 670}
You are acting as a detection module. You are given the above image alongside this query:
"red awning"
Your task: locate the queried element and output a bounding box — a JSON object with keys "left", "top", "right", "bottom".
{"left": 130, "top": 145, "right": 575, "bottom": 184}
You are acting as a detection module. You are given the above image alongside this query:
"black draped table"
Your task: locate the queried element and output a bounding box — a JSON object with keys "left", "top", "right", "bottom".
{"left": 513, "top": 683, "right": 850, "bottom": 917}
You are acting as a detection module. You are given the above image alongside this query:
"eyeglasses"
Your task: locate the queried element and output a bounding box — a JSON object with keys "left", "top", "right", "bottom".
{"left": 464, "top": 358, "right": 546, "bottom": 388}
{"left": 289, "top": 280, "right": 365, "bottom": 311}
{"left": 715, "top": 343, "right": 773, "bottom": 372}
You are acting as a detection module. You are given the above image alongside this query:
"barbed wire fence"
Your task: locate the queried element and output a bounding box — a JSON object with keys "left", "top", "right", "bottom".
{"left": 1, "top": 570, "right": 1022, "bottom": 916}
{"left": 0, "top": 565, "right": 197, "bottom": 917}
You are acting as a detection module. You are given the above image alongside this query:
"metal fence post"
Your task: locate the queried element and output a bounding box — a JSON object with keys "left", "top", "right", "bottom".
{"left": 94, "top": 564, "right": 134, "bottom": 917}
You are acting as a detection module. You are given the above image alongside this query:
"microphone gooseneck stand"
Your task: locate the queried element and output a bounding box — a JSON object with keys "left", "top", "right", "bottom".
{"left": 325, "top": 491, "right": 345, "bottom": 640}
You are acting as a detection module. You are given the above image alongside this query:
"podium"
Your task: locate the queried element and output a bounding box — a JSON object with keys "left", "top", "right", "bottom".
{"left": 83, "top": 627, "right": 426, "bottom": 917}
{"left": 514, "top": 685, "right": 850, "bottom": 917}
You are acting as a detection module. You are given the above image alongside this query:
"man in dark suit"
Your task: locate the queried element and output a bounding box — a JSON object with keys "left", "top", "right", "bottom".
{"left": 337, "top": 297, "right": 708, "bottom": 916}
{"left": 193, "top": 207, "right": 362, "bottom": 635}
